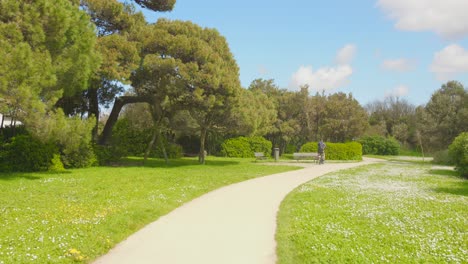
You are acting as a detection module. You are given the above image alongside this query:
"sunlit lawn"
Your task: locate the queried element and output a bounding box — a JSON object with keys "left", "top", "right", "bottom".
{"left": 0, "top": 157, "right": 300, "bottom": 263}
{"left": 276, "top": 162, "right": 467, "bottom": 263}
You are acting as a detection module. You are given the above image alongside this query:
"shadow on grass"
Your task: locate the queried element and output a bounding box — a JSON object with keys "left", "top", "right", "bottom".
{"left": 429, "top": 169, "right": 468, "bottom": 196}
{"left": 0, "top": 173, "right": 41, "bottom": 181}
{"left": 108, "top": 157, "right": 241, "bottom": 168}
{"left": 0, "top": 170, "right": 73, "bottom": 181}
{"left": 432, "top": 183, "right": 468, "bottom": 196}
{"left": 429, "top": 169, "right": 459, "bottom": 177}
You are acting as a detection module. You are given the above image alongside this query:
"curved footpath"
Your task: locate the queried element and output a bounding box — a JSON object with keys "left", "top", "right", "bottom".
{"left": 94, "top": 158, "right": 380, "bottom": 264}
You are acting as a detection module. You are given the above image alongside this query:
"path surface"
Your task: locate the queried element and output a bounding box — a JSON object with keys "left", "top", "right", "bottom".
{"left": 94, "top": 158, "right": 380, "bottom": 264}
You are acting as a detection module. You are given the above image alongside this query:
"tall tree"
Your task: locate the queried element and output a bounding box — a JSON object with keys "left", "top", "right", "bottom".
{"left": 322, "top": 93, "right": 368, "bottom": 142}
{"left": 0, "top": 0, "right": 100, "bottom": 140}
{"left": 58, "top": 0, "right": 176, "bottom": 141}
{"left": 154, "top": 20, "right": 241, "bottom": 164}
{"left": 420, "top": 81, "right": 468, "bottom": 151}
{"left": 232, "top": 88, "right": 277, "bottom": 137}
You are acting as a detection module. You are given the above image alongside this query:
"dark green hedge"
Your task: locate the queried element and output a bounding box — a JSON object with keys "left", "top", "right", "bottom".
{"left": 221, "top": 136, "right": 272, "bottom": 158}
{"left": 300, "top": 141, "right": 362, "bottom": 160}
{"left": 449, "top": 132, "right": 468, "bottom": 178}
{"left": 1, "top": 135, "right": 57, "bottom": 172}
{"left": 358, "top": 135, "right": 400, "bottom": 155}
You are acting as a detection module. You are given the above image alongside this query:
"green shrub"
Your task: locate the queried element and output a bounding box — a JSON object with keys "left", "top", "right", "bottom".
{"left": 221, "top": 137, "right": 252, "bottom": 158}
{"left": 221, "top": 136, "right": 272, "bottom": 158}
{"left": 60, "top": 143, "right": 97, "bottom": 168}
{"left": 112, "top": 119, "right": 152, "bottom": 156}
{"left": 153, "top": 141, "right": 184, "bottom": 159}
{"left": 300, "top": 141, "right": 362, "bottom": 160}
{"left": 285, "top": 144, "right": 297, "bottom": 154}
{"left": 358, "top": 135, "right": 400, "bottom": 155}
{"left": 93, "top": 144, "right": 127, "bottom": 166}
{"left": 49, "top": 154, "right": 66, "bottom": 172}
{"left": 448, "top": 132, "right": 468, "bottom": 178}
{"left": 2, "top": 135, "right": 56, "bottom": 172}
{"left": 248, "top": 136, "right": 273, "bottom": 155}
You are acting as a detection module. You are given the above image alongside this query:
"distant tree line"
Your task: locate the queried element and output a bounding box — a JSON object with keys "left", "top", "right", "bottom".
{"left": 0, "top": 0, "right": 467, "bottom": 171}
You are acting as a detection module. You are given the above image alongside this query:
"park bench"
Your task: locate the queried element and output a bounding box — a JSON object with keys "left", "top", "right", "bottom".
{"left": 293, "top": 152, "right": 319, "bottom": 163}
{"left": 254, "top": 152, "right": 266, "bottom": 161}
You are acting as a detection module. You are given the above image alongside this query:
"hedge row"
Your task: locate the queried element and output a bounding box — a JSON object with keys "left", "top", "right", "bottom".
{"left": 358, "top": 135, "right": 400, "bottom": 155}
{"left": 300, "top": 141, "right": 362, "bottom": 160}
{"left": 221, "top": 136, "right": 272, "bottom": 158}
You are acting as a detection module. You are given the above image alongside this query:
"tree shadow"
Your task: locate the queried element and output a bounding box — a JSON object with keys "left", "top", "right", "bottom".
{"left": 0, "top": 173, "right": 41, "bottom": 181}
{"left": 106, "top": 157, "right": 240, "bottom": 168}
{"left": 0, "top": 170, "right": 72, "bottom": 181}
{"left": 432, "top": 184, "right": 468, "bottom": 196}
{"left": 429, "top": 169, "right": 468, "bottom": 196}
{"left": 429, "top": 169, "right": 459, "bottom": 177}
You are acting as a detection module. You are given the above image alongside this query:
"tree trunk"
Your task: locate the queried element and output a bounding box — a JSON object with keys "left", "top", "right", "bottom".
{"left": 144, "top": 128, "right": 158, "bottom": 164}
{"left": 199, "top": 127, "right": 207, "bottom": 164}
{"left": 88, "top": 88, "right": 100, "bottom": 142}
{"left": 158, "top": 132, "right": 169, "bottom": 164}
{"left": 98, "top": 95, "right": 152, "bottom": 145}
{"left": 0, "top": 114, "right": 4, "bottom": 131}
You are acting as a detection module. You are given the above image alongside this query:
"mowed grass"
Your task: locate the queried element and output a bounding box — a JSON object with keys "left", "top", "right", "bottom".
{"left": 276, "top": 162, "right": 467, "bottom": 264}
{"left": 0, "top": 157, "right": 300, "bottom": 263}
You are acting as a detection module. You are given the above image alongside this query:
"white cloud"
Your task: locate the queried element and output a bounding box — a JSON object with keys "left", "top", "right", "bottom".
{"left": 430, "top": 44, "right": 468, "bottom": 81}
{"left": 381, "top": 58, "right": 415, "bottom": 72}
{"left": 335, "top": 44, "right": 357, "bottom": 65}
{"left": 385, "top": 85, "right": 409, "bottom": 98}
{"left": 290, "top": 44, "right": 356, "bottom": 91}
{"left": 377, "top": 0, "right": 468, "bottom": 39}
{"left": 290, "top": 65, "right": 353, "bottom": 92}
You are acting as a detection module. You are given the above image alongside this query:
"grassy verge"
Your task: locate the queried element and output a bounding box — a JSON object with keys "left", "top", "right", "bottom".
{"left": 276, "top": 162, "right": 467, "bottom": 263}
{"left": 0, "top": 157, "right": 300, "bottom": 263}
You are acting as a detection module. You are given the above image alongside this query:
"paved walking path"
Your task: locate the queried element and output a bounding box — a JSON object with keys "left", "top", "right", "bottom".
{"left": 94, "top": 158, "right": 380, "bottom": 264}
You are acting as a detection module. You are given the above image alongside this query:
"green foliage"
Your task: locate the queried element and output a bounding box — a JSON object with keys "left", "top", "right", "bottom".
{"left": 112, "top": 118, "right": 151, "bottom": 156}
{"left": 93, "top": 144, "right": 127, "bottom": 165}
{"left": 153, "top": 142, "right": 183, "bottom": 159}
{"left": 420, "top": 81, "right": 468, "bottom": 151}
{"left": 0, "top": 125, "right": 28, "bottom": 141}
{"left": 221, "top": 136, "right": 272, "bottom": 158}
{"left": 61, "top": 144, "right": 97, "bottom": 169}
{"left": 2, "top": 135, "right": 56, "bottom": 172}
{"left": 49, "top": 154, "right": 66, "bottom": 172}
{"left": 0, "top": 0, "right": 100, "bottom": 131}
{"left": 300, "top": 141, "right": 362, "bottom": 160}
{"left": 285, "top": 144, "right": 297, "bottom": 154}
{"left": 110, "top": 118, "right": 183, "bottom": 160}
{"left": 221, "top": 137, "right": 252, "bottom": 158}
{"left": 359, "top": 135, "right": 400, "bottom": 155}
{"left": 449, "top": 132, "right": 468, "bottom": 178}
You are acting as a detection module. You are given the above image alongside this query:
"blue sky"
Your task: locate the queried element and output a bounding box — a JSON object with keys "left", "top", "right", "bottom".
{"left": 137, "top": 0, "right": 468, "bottom": 106}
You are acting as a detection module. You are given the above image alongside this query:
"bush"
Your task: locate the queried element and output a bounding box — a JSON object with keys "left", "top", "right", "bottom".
{"left": 221, "top": 136, "right": 272, "bottom": 158}
{"left": 93, "top": 144, "right": 127, "bottom": 166}
{"left": 60, "top": 143, "right": 97, "bottom": 168}
{"left": 49, "top": 154, "right": 66, "bottom": 172}
{"left": 300, "top": 141, "right": 362, "bottom": 160}
{"left": 153, "top": 141, "right": 184, "bottom": 159}
{"left": 112, "top": 119, "right": 151, "bottom": 156}
{"left": 2, "top": 135, "right": 56, "bottom": 172}
{"left": 358, "top": 135, "right": 400, "bottom": 155}
{"left": 448, "top": 132, "right": 468, "bottom": 178}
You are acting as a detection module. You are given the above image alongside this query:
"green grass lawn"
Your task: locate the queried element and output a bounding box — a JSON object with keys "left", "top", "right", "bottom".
{"left": 0, "top": 157, "right": 300, "bottom": 263}
{"left": 276, "top": 162, "right": 467, "bottom": 263}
